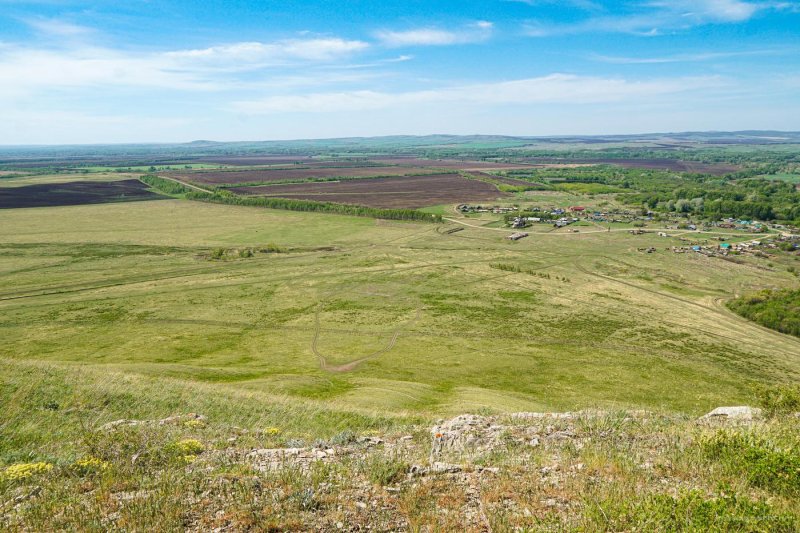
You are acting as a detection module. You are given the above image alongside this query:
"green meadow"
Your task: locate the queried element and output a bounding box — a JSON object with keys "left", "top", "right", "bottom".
{"left": 2, "top": 197, "right": 799, "bottom": 447}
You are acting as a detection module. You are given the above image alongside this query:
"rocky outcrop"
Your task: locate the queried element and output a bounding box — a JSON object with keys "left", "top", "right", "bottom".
{"left": 700, "top": 406, "right": 762, "bottom": 421}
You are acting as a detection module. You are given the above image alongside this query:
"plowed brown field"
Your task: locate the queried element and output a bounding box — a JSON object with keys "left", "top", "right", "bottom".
{"left": 230, "top": 173, "right": 507, "bottom": 208}
{"left": 171, "top": 167, "right": 442, "bottom": 185}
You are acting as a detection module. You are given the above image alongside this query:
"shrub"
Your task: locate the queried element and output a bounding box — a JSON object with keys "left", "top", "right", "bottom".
{"left": 585, "top": 489, "right": 796, "bottom": 531}
{"left": 756, "top": 384, "right": 800, "bottom": 416}
{"left": 727, "top": 289, "right": 800, "bottom": 337}
{"left": 702, "top": 431, "right": 800, "bottom": 496}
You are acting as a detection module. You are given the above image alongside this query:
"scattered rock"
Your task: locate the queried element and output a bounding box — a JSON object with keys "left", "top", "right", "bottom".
{"left": 99, "top": 419, "right": 141, "bottom": 430}
{"left": 700, "top": 406, "right": 762, "bottom": 421}
{"left": 547, "top": 430, "right": 577, "bottom": 441}
{"left": 431, "top": 414, "right": 501, "bottom": 455}
{"left": 430, "top": 462, "right": 462, "bottom": 473}
{"left": 356, "top": 436, "right": 383, "bottom": 447}
{"left": 99, "top": 413, "right": 207, "bottom": 431}
{"left": 159, "top": 413, "right": 206, "bottom": 425}
{"left": 511, "top": 412, "right": 577, "bottom": 420}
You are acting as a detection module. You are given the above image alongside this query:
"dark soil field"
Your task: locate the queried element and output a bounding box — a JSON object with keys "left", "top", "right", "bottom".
{"left": 194, "top": 156, "right": 315, "bottom": 166}
{"left": 521, "top": 158, "right": 740, "bottom": 175}
{"left": 194, "top": 156, "right": 397, "bottom": 167}
{"left": 172, "top": 167, "right": 444, "bottom": 185}
{"left": 230, "top": 173, "right": 508, "bottom": 208}
{"left": 0, "top": 179, "right": 165, "bottom": 209}
{"left": 472, "top": 172, "right": 543, "bottom": 187}
{"left": 371, "top": 157, "right": 534, "bottom": 170}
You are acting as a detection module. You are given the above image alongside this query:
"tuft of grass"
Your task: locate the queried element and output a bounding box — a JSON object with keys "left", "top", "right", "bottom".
{"left": 361, "top": 454, "right": 409, "bottom": 486}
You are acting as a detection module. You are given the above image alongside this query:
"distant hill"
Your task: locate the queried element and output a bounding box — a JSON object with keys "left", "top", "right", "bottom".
{"left": 1, "top": 131, "right": 799, "bottom": 163}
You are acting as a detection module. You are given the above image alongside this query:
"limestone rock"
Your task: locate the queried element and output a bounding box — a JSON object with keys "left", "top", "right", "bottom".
{"left": 700, "top": 406, "right": 762, "bottom": 421}
{"left": 431, "top": 414, "right": 501, "bottom": 455}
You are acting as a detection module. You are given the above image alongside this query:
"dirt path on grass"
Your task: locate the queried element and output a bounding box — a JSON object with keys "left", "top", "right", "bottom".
{"left": 146, "top": 175, "right": 214, "bottom": 194}
{"left": 312, "top": 305, "right": 422, "bottom": 372}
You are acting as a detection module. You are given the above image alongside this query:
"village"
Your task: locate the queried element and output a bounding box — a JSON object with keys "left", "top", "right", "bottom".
{"left": 452, "top": 203, "right": 800, "bottom": 258}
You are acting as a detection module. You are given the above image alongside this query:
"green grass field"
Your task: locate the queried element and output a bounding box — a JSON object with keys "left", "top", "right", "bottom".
{"left": 2, "top": 166, "right": 800, "bottom": 529}
{"left": 2, "top": 198, "right": 799, "bottom": 439}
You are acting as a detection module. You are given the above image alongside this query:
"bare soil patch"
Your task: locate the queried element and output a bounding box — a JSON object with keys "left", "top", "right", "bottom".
{"left": 231, "top": 174, "right": 508, "bottom": 208}
{"left": 0, "top": 179, "right": 165, "bottom": 209}
{"left": 472, "top": 172, "right": 542, "bottom": 187}
{"left": 520, "top": 158, "right": 739, "bottom": 175}
{"left": 172, "top": 167, "right": 442, "bottom": 185}
{"left": 370, "top": 157, "right": 534, "bottom": 170}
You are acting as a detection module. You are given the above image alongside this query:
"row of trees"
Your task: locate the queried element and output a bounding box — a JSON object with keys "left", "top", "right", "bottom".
{"left": 142, "top": 174, "right": 442, "bottom": 222}
{"left": 185, "top": 190, "right": 441, "bottom": 222}
{"left": 140, "top": 175, "right": 192, "bottom": 195}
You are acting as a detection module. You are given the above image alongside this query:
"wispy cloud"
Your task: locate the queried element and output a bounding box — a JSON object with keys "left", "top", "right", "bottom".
{"left": 230, "top": 73, "right": 724, "bottom": 113}
{"left": 376, "top": 21, "right": 493, "bottom": 46}
{"left": 0, "top": 37, "right": 373, "bottom": 96}
{"left": 164, "top": 38, "right": 369, "bottom": 67}
{"left": 506, "top": 0, "right": 602, "bottom": 11}
{"left": 592, "top": 48, "right": 796, "bottom": 64}
{"left": 25, "top": 17, "right": 96, "bottom": 38}
{"left": 523, "top": 0, "right": 785, "bottom": 36}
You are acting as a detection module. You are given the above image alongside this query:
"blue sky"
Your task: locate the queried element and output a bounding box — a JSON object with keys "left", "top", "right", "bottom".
{"left": 1, "top": 0, "right": 799, "bottom": 144}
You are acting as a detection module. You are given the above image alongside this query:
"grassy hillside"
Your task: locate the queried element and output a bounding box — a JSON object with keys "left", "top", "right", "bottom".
{"left": 2, "top": 194, "right": 800, "bottom": 529}
{"left": 2, "top": 199, "right": 799, "bottom": 420}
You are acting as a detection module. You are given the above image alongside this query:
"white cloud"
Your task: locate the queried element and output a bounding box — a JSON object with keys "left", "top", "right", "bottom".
{"left": 25, "top": 17, "right": 96, "bottom": 38}
{"left": 524, "top": 0, "right": 780, "bottom": 36}
{"left": 231, "top": 73, "right": 724, "bottom": 114}
{"left": 592, "top": 48, "right": 795, "bottom": 64}
{"left": 164, "top": 38, "right": 369, "bottom": 67}
{"left": 0, "top": 37, "right": 372, "bottom": 95}
{"left": 376, "top": 21, "right": 493, "bottom": 47}
{"left": 652, "top": 0, "right": 760, "bottom": 22}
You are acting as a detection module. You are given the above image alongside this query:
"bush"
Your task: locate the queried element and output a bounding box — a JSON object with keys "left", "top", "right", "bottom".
{"left": 585, "top": 489, "right": 796, "bottom": 532}
{"left": 756, "top": 384, "right": 800, "bottom": 416}
{"left": 139, "top": 175, "right": 192, "bottom": 195}
{"left": 702, "top": 431, "right": 800, "bottom": 496}
{"left": 727, "top": 289, "right": 800, "bottom": 337}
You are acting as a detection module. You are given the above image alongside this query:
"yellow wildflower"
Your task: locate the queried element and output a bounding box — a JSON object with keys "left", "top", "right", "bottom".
{"left": 174, "top": 439, "right": 204, "bottom": 455}
{"left": 73, "top": 457, "right": 111, "bottom": 474}
{"left": 2, "top": 462, "right": 53, "bottom": 481}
